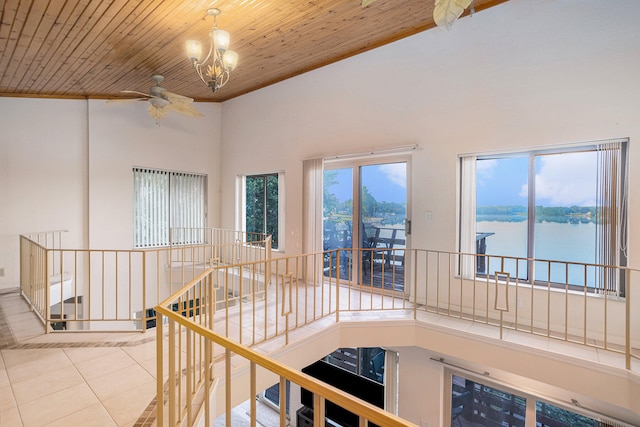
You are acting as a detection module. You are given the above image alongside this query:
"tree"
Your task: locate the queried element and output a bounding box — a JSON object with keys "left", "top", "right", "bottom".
{"left": 323, "top": 170, "right": 340, "bottom": 216}
{"left": 360, "top": 185, "right": 377, "bottom": 218}
{"left": 246, "top": 174, "right": 278, "bottom": 247}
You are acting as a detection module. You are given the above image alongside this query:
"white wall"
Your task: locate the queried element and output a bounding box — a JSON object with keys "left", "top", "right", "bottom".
{"left": 215, "top": 1, "right": 640, "bottom": 422}
{"left": 221, "top": 320, "right": 640, "bottom": 426}
{"left": 87, "top": 99, "right": 222, "bottom": 248}
{"left": 0, "top": 98, "right": 87, "bottom": 288}
{"left": 0, "top": 98, "right": 222, "bottom": 289}
{"left": 220, "top": 0, "right": 640, "bottom": 261}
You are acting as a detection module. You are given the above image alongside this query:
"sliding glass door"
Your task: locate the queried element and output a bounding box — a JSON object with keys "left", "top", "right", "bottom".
{"left": 323, "top": 168, "right": 354, "bottom": 281}
{"left": 323, "top": 158, "right": 409, "bottom": 292}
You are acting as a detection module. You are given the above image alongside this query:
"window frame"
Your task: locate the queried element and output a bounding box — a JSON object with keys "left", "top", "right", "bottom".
{"left": 133, "top": 167, "right": 207, "bottom": 248}
{"left": 242, "top": 172, "right": 282, "bottom": 250}
{"left": 459, "top": 139, "right": 628, "bottom": 295}
{"left": 445, "top": 368, "right": 631, "bottom": 427}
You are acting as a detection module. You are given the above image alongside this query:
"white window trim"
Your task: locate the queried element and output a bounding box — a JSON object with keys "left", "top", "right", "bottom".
{"left": 238, "top": 172, "right": 284, "bottom": 252}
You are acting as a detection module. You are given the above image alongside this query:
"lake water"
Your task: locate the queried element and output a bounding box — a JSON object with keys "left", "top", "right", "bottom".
{"left": 477, "top": 220, "right": 598, "bottom": 286}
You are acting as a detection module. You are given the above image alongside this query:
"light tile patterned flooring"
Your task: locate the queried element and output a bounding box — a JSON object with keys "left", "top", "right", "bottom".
{"left": 0, "top": 288, "right": 158, "bottom": 427}
{"left": 1, "top": 286, "right": 637, "bottom": 426}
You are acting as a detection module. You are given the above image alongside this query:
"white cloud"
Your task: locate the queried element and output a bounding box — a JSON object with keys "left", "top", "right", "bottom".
{"left": 379, "top": 163, "right": 406, "bottom": 189}
{"left": 476, "top": 159, "right": 497, "bottom": 187}
{"left": 477, "top": 159, "right": 497, "bottom": 175}
{"left": 527, "top": 152, "right": 597, "bottom": 206}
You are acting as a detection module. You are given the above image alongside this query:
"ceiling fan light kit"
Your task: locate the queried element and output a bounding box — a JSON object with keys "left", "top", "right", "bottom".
{"left": 186, "top": 8, "right": 238, "bottom": 93}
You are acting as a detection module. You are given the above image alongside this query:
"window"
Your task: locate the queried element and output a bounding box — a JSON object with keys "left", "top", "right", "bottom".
{"left": 536, "top": 401, "right": 601, "bottom": 427}
{"left": 133, "top": 168, "right": 207, "bottom": 248}
{"left": 324, "top": 347, "right": 386, "bottom": 384}
{"left": 245, "top": 174, "right": 279, "bottom": 249}
{"left": 450, "top": 374, "right": 526, "bottom": 427}
{"left": 449, "top": 373, "right": 618, "bottom": 427}
{"left": 459, "top": 140, "right": 628, "bottom": 293}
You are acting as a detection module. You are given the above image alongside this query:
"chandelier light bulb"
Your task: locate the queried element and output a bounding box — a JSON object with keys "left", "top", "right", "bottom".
{"left": 213, "top": 29, "right": 230, "bottom": 52}
{"left": 186, "top": 40, "right": 202, "bottom": 62}
{"left": 222, "top": 50, "right": 239, "bottom": 71}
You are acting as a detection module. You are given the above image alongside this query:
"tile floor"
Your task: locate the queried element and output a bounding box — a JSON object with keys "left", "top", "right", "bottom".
{"left": 0, "top": 288, "right": 157, "bottom": 427}
{"left": 1, "top": 286, "right": 637, "bottom": 426}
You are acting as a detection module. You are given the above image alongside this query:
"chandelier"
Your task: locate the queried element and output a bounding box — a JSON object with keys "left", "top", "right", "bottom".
{"left": 186, "top": 8, "right": 238, "bottom": 93}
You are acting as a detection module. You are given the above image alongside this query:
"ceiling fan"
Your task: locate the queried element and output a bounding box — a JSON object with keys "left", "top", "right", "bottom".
{"left": 113, "top": 75, "right": 203, "bottom": 121}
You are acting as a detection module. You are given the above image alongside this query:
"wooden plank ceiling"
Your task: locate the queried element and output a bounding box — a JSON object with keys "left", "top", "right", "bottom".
{"left": 0, "top": 0, "right": 506, "bottom": 102}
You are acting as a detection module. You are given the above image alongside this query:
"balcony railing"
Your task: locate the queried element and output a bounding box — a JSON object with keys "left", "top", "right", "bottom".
{"left": 19, "top": 229, "right": 271, "bottom": 332}
{"left": 154, "top": 247, "right": 638, "bottom": 426}
{"left": 155, "top": 250, "right": 415, "bottom": 427}
{"left": 414, "top": 249, "right": 638, "bottom": 370}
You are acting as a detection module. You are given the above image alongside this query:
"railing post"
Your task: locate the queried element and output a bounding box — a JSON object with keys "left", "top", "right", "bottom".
{"left": 313, "top": 394, "right": 325, "bottom": 426}
{"left": 45, "top": 250, "right": 50, "bottom": 334}
{"left": 250, "top": 362, "right": 257, "bottom": 426}
{"left": 279, "top": 376, "right": 287, "bottom": 427}
{"left": 413, "top": 249, "right": 418, "bottom": 320}
{"left": 156, "top": 312, "right": 164, "bottom": 427}
{"left": 625, "top": 268, "right": 631, "bottom": 370}
{"left": 336, "top": 249, "right": 340, "bottom": 323}
{"left": 225, "top": 348, "right": 232, "bottom": 427}
{"left": 168, "top": 320, "right": 176, "bottom": 424}
{"left": 142, "top": 251, "right": 147, "bottom": 332}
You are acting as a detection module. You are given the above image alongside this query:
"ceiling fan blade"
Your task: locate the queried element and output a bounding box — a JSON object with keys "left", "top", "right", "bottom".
{"left": 433, "top": 0, "right": 472, "bottom": 28}
{"left": 121, "top": 90, "right": 153, "bottom": 98}
{"left": 162, "top": 90, "right": 194, "bottom": 104}
{"left": 166, "top": 102, "right": 203, "bottom": 118}
{"left": 106, "top": 97, "right": 148, "bottom": 103}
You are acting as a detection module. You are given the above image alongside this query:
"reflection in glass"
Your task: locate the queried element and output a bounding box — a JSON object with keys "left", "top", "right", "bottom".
{"left": 451, "top": 374, "right": 526, "bottom": 426}
{"left": 536, "top": 401, "right": 599, "bottom": 427}
{"left": 323, "top": 168, "right": 353, "bottom": 280}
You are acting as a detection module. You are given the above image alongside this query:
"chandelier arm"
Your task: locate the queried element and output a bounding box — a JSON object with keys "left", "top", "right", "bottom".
{"left": 218, "top": 71, "right": 230, "bottom": 88}
{"left": 193, "top": 63, "right": 208, "bottom": 86}
{"left": 198, "top": 42, "right": 214, "bottom": 68}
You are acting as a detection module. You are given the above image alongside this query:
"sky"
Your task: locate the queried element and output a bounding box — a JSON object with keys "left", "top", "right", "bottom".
{"left": 476, "top": 152, "right": 598, "bottom": 207}
{"left": 324, "top": 152, "right": 597, "bottom": 208}
{"left": 326, "top": 162, "right": 407, "bottom": 204}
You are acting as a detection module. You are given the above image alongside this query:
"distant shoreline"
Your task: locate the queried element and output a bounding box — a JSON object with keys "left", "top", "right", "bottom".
{"left": 477, "top": 205, "right": 596, "bottom": 224}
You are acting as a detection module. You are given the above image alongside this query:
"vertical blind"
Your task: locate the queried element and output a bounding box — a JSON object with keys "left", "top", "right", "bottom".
{"left": 595, "top": 141, "right": 627, "bottom": 294}
{"left": 133, "top": 168, "right": 207, "bottom": 248}
{"left": 459, "top": 155, "right": 477, "bottom": 279}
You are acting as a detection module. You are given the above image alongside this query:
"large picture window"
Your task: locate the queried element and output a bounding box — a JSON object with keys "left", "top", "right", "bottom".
{"left": 133, "top": 168, "right": 207, "bottom": 248}
{"left": 459, "top": 140, "right": 628, "bottom": 294}
{"left": 245, "top": 173, "right": 279, "bottom": 249}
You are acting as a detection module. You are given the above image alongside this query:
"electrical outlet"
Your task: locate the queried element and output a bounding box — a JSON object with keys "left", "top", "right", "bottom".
{"left": 420, "top": 420, "right": 431, "bottom": 427}
{"left": 0, "top": 267, "right": 5, "bottom": 277}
